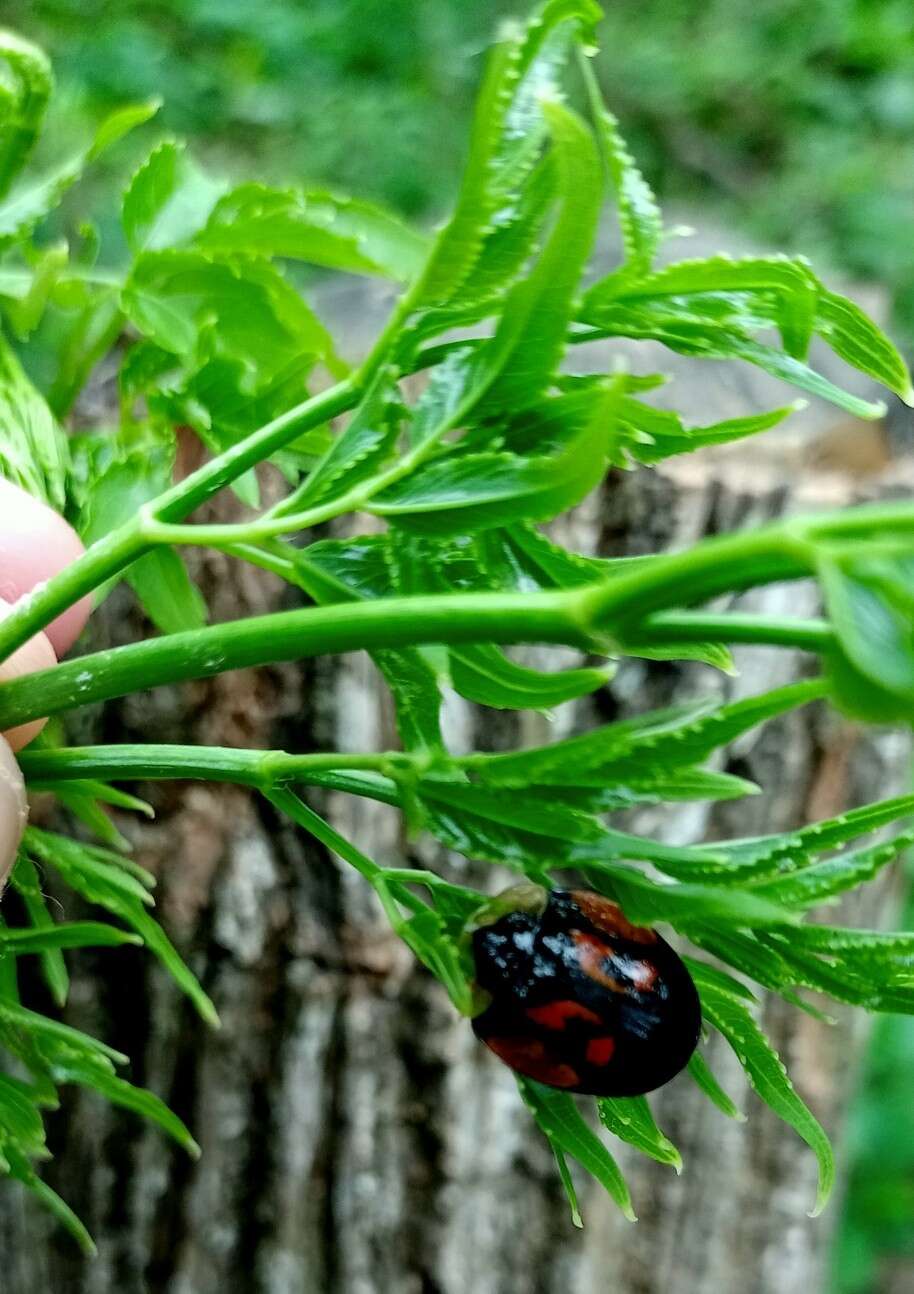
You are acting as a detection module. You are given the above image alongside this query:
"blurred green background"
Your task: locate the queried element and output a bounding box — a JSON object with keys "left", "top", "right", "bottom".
{"left": 4, "top": 2, "right": 914, "bottom": 1289}
{"left": 7, "top": 0, "right": 914, "bottom": 344}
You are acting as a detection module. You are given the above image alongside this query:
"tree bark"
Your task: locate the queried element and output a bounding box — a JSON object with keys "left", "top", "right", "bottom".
{"left": 0, "top": 248, "right": 909, "bottom": 1293}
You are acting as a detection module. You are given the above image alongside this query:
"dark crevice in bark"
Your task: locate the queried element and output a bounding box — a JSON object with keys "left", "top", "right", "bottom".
{"left": 322, "top": 990, "right": 350, "bottom": 1294}
{"left": 146, "top": 933, "right": 220, "bottom": 1290}
{"left": 234, "top": 945, "right": 290, "bottom": 1291}
{"left": 396, "top": 972, "right": 450, "bottom": 1288}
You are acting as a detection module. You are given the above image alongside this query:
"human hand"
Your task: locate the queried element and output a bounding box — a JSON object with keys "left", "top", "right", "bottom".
{"left": 0, "top": 478, "right": 90, "bottom": 886}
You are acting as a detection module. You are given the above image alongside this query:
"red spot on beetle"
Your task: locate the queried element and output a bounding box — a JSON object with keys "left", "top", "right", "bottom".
{"left": 570, "top": 890, "right": 657, "bottom": 944}
{"left": 586, "top": 1036, "right": 616, "bottom": 1066}
{"left": 571, "top": 930, "right": 627, "bottom": 992}
{"left": 526, "top": 1000, "right": 603, "bottom": 1030}
{"left": 484, "top": 1037, "right": 580, "bottom": 1088}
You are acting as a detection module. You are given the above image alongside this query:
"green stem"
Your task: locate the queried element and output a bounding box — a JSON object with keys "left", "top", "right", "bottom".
{"left": 0, "top": 589, "right": 588, "bottom": 729}
{"left": 0, "top": 265, "right": 435, "bottom": 665}
{"left": 142, "top": 359, "right": 485, "bottom": 548}
{"left": 18, "top": 745, "right": 409, "bottom": 788}
{"left": 581, "top": 525, "right": 815, "bottom": 632}
{"left": 0, "top": 581, "right": 840, "bottom": 735}
{"left": 149, "top": 378, "right": 359, "bottom": 523}
{"left": 643, "top": 611, "right": 834, "bottom": 651}
{"left": 0, "top": 378, "right": 359, "bottom": 666}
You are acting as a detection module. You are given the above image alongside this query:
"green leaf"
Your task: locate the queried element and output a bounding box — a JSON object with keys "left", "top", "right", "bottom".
{"left": 0, "top": 922, "right": 139, "bottom": 955}
{"left": 576, "top": 299, "right": 889, "bottom": 420}
{"left": 403, "top": 345, "right": 479, "bottom": 451}
{"left": 686, "top": 929, "right": 796, "bottom": 994}
{"left": 40, "top": 780, "right": 134, "bottom": 851}
{"left": 414, "top": 0, "right": 601, "bottom": 307}
{"left": 140, "top": 351, "right": 335, "bottom": 504}
{"left": 821, "top": 550, "right": 914, "bottom": 718}
{"left": 825, "top": 646, "right": 910, "bottom": 725}
{"left": 0, "top": 32, "right": 53, "bottom": 201}
{"left": 371, "top": 380, "right": 615, "bottom": 534}
{"left": 505, "top": 519, "right": 644, "bottom": 587}
{"left": 580, "top": 252, "right": 911, "bottom": 401}
{"left": 118, "top": 903, "right": 219, "bottom": 1026}
{"left": 122, "top": 250, "right": 335, "bottom": 377}
{"left": 448, "top": 643, "right": 611, "bottom": 710}
{"left": 814, "top": 288, "right": 913, "bottom": 404}
{"left": 285, "top": 372, "right": 402, "bottom": 512}
{"left": 197, "top": 183, "right": 429, "bottom": 282}
{"left": 0, "top": 329, "right": 68, "bottom": 510}
{"left": 8, "top": 855, "right": 69, "bottom": 1006}
{"left": 4, "top": 1142, "right": 96, "bottom": 1255}
{"left": 518, "top": 1077, "right": 636, "bottom": 1221}
{"left": 392, "top": 907, "right": 472, "bottom": 1014}
{"left": 713, "top": 795, "right": 914, "bottom": 878}
{"left": 77, "top": 432, "right": 173, "bottom": 547}
{"left": 700, "top": 982, "right": 834, "bottom": 1216}
{"left": 474, "top": 98, "right": 602, "bottom": 416}
{"left": 686, "top": 1051, "right": 746, "bottom": 1121}
{"left": 76, "top": 434, "right": 207, "bottom": 631}
{"left": 682, "top": 958, "right": 758, "bottom": 1003}
{"left": 51, "top": 1058, "right": 199, "bottom": 1158}
{"left": 47, "top": 288, "right": 123, "bottom": 417}
{"left": 126, "top": 548, "right": 208, "bottom": 636}
{"left": 37, "top": 778, "right": 154, "bottom": 820}
{"left": 754, "top": 938, "right": 914, "bottom": 1015}
{"left": 506, "top": 766, "right": 756, "bottom": 812}
{"left": 419, "top": 777, "right": 604, "bottom": 844}
{"left": 580, "top": 53, "right": 661, "bottom": 274}
{"left": 621, "top": 637, "right": 736, "bottom": 673}
{"left": 784, "top": 924, "right": 914, "bottom": 958}
{"left": 0, "top": 999, "right": 127, "bottom": 1068}
{"left": 552, "top": 1146, "right": 583, "bottom": 1228}
{"left": 468, "top": 680, "right": 823, "bottom": 787}
{"left": 613, "top": 394, "right": 801, "bottom": 467}
{"left": 23, "top": 829, "right": 218, "bottom": 1026}
{"left": 452, "top": 154, "right": 556, "bottom": 304}
{"left": 590, "top": 254, "right": 819, "bottom": 338}
{"left": 123, "top": 138, "right": 227, "bottom": 253}
{"left": 0, "top": 99, "right": 158, "bottom": 250}
{"left": 89, "top": 100, "right": 160, "bottom": 158}
{"left": 1, "top": 242, "right": 69, "bottom": 341}
{"left": 0, "top": 1071, "right": 51, "bottom": 1149}
{"left": 597, "top": 1095, "right": 682, "bottom": 1171}
{"left": 585, "top": 864, "right": 797, "bottom": 930}
{"left": 23, "top": 828, "right": 155, "bottom": 908}
{"left": 291, "top": 540, "right": 444, "bottom": 753}
{"left": 750, "top": 830, "right": 914, "bottom": 908}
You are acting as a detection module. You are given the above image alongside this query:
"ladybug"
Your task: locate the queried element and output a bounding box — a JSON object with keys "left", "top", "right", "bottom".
{"left": 470, "top": 884, "right": 701, "bottom": 1096}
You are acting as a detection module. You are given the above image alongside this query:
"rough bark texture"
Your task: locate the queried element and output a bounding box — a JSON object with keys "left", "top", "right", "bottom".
{"left": 0, "top": 235, "right": 911, "bottom": 1293}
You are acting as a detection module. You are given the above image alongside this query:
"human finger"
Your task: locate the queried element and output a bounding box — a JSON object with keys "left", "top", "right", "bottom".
{"left": 0, "top": 597, "right": 56, "bottom": 750}
{"left": 0, "top": 735, "right": 27, "bottom": 890}
{"left": 0, "top": 476, "right": 91, "bottom": 655}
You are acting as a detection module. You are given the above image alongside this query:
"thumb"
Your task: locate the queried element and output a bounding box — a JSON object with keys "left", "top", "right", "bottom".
{"left": 0, "top": 735, "right": 27, "bottom": 891}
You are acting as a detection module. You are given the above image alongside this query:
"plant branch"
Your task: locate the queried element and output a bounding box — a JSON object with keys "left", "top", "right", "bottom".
{"left": 0, "top": 589, "right": 590, "bottom": 729}
{"left": 0, "top": 377, "right": 360, "bottom": 665}
{"left": 582, "top": 528, "right": 815, "bottom": 633}
{"left": 643, "top": 611, "right": 834, "bottom": 651}
{"left": 5, "top": 500, "right": 888, "bottom": 730}
{"left": 18, "top": 745, "right": 413, "bottom": 789}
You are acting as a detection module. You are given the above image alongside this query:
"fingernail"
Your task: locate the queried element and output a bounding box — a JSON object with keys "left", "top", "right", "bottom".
{"left": 0, "top": 735, "right": 28, "bottom": 891}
